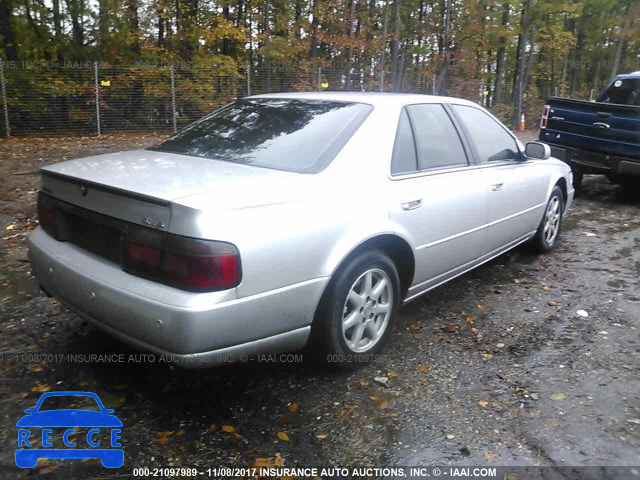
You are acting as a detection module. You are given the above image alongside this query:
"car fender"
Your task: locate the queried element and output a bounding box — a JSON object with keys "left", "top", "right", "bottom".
{"left": 320, "top": 215, "right": 417, "bottom": 284}
{"left": 544, "top": 158, "right": 571, "bottom": 202}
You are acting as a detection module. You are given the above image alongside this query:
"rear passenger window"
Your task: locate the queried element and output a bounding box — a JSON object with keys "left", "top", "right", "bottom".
{"left": 391, "top": 109, "right": 418, "bottom": 175}
{"left": 406, "top": 104, "right": 468, "bottom": 170}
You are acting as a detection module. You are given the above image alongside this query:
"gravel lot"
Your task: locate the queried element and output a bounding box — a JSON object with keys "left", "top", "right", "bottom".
{"left": 0, "top": 132, "right": 638, "bottom": 479}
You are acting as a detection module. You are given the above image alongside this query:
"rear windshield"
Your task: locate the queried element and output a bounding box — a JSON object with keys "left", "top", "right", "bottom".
{"left": 149, "top": 98, "right": 372, "bottom": 173}
{"left": 598, "top": 78, "right": 640, "bottom": 105}
{"left": 38, "top": 395, "right": 101, "bottom": 412}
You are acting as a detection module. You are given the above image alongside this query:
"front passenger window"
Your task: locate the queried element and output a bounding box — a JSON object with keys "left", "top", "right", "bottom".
{"left": 451, "top": 105, "right": 519, "bottom": 163}
{"left": 406, "top": 104, "right": 468, "bottom": 170}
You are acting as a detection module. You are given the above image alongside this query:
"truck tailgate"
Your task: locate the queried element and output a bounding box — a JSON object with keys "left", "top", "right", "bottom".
{"left": 541, "top": 98, "right": 640, "bottom": 158}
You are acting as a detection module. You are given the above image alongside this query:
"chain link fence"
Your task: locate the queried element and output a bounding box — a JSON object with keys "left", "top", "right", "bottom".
{"left": 0, "top": 60, "right": 531, "bottom": 137}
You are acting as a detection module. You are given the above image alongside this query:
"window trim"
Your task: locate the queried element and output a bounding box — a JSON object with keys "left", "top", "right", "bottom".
{"left": 390, "top": 108, "right": 419, "bottom": 176}
{"left": 446, "top": 103, "right": 524, "bottom": 164}
{"left": 389, "top": 103, "right": 472, "bottom": 179}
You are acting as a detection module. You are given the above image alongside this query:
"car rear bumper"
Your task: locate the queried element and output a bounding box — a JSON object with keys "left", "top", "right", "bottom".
{"left": 28, "top": 227, "right": 326, "bottom": 367}
{"left": 544, "top": 142, "right": 640, "bottom": 178}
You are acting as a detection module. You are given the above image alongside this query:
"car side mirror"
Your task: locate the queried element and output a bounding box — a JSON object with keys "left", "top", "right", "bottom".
{"left": 24, "top": 409, "right": 34, "bottom": 414}
{"left": 104, "top": 409, "right": 115, "bottom": 414}
{"left": 524, "top": 141, "right": 551, "bottom": 160}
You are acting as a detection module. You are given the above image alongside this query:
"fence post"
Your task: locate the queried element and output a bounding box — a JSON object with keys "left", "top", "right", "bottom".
{"left": 94, "top": 62, "right": 101, "bottom": 136}
{"left": 246, "top": 61, "right": 251, "bottom": 97}
{"left": 170, "top": 65, "right": 177, "bottom": 134}
{"left": 318, "top": 67, "right": 322, "bottom": 91}
{"left": 0, "top": 60, "right": 10, "bottom": 137}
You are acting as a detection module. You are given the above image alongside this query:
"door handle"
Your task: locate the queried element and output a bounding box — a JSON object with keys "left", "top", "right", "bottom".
{"left": 401, "top": 199, "right": 423, "bottom": 210}
{"left": 491, "top": 183, "right": 504, "bottom": 191}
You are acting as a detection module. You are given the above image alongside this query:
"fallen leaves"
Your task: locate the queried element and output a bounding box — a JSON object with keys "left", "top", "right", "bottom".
{"left": 441, "top": 325, "right": 458, "bottom": 334}
{"left": 550, "top": 392, "right": 567, "bottom": 401}
{"left": 288, "top": 403, "right": 299, "bottom": 413}
{"left": 369, "top": 395, "right": 390, "bottom": 409}
{"left": 155, "top": 431, "right": 173, "bottom": 445}
{"left": 547, "top": 300, "right": 560, "bottom": 307}
{"left": 315, "top": 433, "right": 327, "bottom": 439}
{"left": 250, "top": 454, "right": 284, "bottom": 469}
{"left": 30, "top": 384, "right": 51, "bottom": 393}
{"left": 465, "top": 315, "right": 475, "bottom": 325}
{"left": 221, "top": 425, "right": 236, "bottom": 433}
{"left": 480, "top": 352, "right": 493, "bottom": 359}
{"left": 277, "top": 431, "right": 290, "bottom": 442}
{"left": 476, "top": 400, "right": 500, "bottom": 409}
{"left": 484, "top": 451, "right": 498, "bottom": 462}
{"left": 416, "top": 363, "right": 427, "bottom": 373}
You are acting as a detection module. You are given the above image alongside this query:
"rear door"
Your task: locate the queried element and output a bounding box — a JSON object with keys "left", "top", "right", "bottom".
{"left": 388, "top": 104, "right": 489, "bottom": 297}
{"left": 449, "top": 104, "right": 549, "bottom": 253}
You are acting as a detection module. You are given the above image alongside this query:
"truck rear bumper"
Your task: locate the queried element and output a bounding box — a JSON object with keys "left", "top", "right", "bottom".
{"left": 544, "top": 142, "right": 640, "bottom": 178}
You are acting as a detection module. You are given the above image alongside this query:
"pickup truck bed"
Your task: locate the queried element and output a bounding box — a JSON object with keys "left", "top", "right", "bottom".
{"left": 539, "top": 73, "right": 640, "bottom": 188}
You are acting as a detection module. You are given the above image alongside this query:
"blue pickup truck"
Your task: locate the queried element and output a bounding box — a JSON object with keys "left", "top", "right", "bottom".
{"left": 539, "top": 72, "right": 640, "bottom": 190}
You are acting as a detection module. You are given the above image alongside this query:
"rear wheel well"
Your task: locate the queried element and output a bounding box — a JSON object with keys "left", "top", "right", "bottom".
{"left": 556, "top": 177, "right": 568, "bottom": 205}
{"left": 334, "top": 235, "right": 415, "bottom": 299}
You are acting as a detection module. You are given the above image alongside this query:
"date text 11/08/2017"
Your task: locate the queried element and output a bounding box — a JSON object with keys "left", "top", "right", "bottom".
{"left": 132, "top": 467, "right": 498, "bottom": 478}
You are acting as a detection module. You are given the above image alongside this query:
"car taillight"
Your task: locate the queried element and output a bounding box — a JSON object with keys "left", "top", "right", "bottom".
{"left": 122, "top": 228, "right": 241, "bottom": 292}
{"left": 122, "top": 226, "right": 164, "bottom": 277}
{"left": 37, "top": 193, "right": 57, "bottom": 238}
{"left": 161, "top": 236, "right": 240, "bottom": 292}
{"left": 540, "top": 104, "right": 550, "bottom": 129}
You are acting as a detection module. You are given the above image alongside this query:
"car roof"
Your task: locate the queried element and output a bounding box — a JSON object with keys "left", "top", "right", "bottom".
{"left": 37, "top": 391, "right": 99, "bottom": 398}
{"left": 247, "top": 91, "right": 480, "bottom": 108}
{"left": 615, "top": 72, "right": 640, "bottom": 79}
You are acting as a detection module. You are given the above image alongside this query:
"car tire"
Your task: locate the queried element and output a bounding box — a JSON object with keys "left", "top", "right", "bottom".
{"left": 308, "top": 250, "right": 400, "bottom": 369}
{"left": 620, "top": 178, "right": 640, "bottom": 200}
{"left": 572, "top": 168, "right": 583, "bottom": 191}
{"left": 531, "top": 186, "right": 564, "bottom": 253}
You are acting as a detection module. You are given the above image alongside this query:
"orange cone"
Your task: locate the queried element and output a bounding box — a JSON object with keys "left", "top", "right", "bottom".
{"left": 519, "top": 113, "right": 526, "bottom": 131}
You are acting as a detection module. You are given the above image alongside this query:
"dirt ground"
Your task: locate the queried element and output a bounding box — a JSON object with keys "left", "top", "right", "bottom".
{"left": 0, "top": 132, "right": 638, "bottom": 479}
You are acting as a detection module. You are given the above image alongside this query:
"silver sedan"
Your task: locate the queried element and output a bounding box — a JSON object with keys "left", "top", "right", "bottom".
{"left": 28, "top": 92, "right": 574, "bottom": 367}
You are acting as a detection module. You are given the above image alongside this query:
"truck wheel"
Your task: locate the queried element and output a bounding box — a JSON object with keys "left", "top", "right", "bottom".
{"left": 531, "top": 186, "right": 564, "bottom": 253}
{"left": 572, "top": 168, "right": 583, "bottom": 190}
{"left": 309, "top": 250, "right": 400, "bottom": 369}
{"left": 621, "top": 178, "right": 640, "bottom": 199}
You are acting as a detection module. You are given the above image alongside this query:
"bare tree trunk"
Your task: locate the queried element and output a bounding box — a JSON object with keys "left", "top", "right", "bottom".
{"left": 379, "top": 0, "right": 389, "bottom": 91}
{"left": 389, "top": 0, "right": 401, "bottom": 92}
{"left": 264, "top": 0, "right": 271, "bottom": 91}
{"left": 310, "top": 0, "right": 319, "bottom": 81}
{"left": 157, "top": 0, "right": 165, "bottom": 46}
{"left": 510, "top": 0, "right": 532, "bottom": 129}
{"left": 346, "top": 0, "right": 357, "bottom": 90}
{"left": 436, "top": 0, "right": 451, "bottom": 95}
{"left": 0, "top": 0, "right": 18, "bottom": 61}
{"left": 125, "top": 0, "right": 141, "bottom": 54}
{"left": 522, "top": 24, "right": 536, "bottom": 97}
{"left": 493, "top": 2, "right": 509, "bottom": 104}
